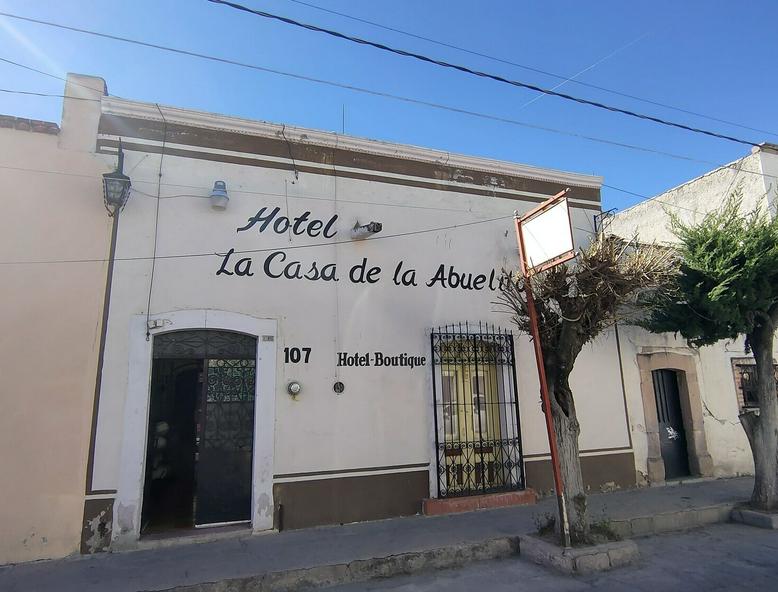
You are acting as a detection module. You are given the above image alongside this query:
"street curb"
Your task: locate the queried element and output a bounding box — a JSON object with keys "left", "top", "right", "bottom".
{"left": 731, "top": 507, "right": 778, "bottom": 529}
{"left": 518, "top": 534, "right": 639, "bottom": 574}
{"left": 153, "top": 536, "right": 520, "bottom": 592}
{"left": 608, "top": 502, "right": 734, "bottom": 538}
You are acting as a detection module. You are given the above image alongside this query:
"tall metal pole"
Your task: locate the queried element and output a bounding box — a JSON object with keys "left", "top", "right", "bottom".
{"left": 513, "top": 213, "right": 572, "bottom": 548}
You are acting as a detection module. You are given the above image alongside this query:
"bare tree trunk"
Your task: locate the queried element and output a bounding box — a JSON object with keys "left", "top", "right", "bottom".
{"left": 741, "top": 317, "right": 778, "bottom": 511}
{"left": 549, "top": 370, "right": 590, "bottom": 543}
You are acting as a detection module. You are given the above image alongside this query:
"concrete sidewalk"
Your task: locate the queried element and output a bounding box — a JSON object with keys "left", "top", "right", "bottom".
{"left": 0, "top": 477, "right": 754, "bottom": 592}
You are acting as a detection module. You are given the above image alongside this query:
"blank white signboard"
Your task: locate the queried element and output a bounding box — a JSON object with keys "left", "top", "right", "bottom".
{"left": 522, "top": 198, "right": 574, "bottom": 270}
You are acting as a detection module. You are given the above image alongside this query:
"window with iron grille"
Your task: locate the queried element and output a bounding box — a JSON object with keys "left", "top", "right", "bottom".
{"left": 733, "top": 361, "right": 778, "bottom": 410}
{"left": 430, "top": 322, "right": 524, "bottom": 498}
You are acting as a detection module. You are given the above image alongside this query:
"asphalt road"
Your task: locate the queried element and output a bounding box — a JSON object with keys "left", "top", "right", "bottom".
{"left": 324, "top": 523, "right": 778, "bottom": 591}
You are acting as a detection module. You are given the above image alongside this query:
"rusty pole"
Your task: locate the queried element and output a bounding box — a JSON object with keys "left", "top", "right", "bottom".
{"left": 513, "top": 209, "right": 572, "bottom": 549}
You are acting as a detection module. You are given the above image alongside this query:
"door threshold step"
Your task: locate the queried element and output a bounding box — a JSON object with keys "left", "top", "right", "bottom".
{"left": 423, "top": 489, "right": 537, "bottom": 516}
{"left": 136, "top": 523, "right": 255, "bottom": 550}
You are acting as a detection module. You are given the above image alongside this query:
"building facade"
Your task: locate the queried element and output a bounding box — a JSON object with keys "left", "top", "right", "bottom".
{"left": 4, "top": 73, "right": 646, "bottom": 563}
{"left": 611, "top": 146, "right": 778, "bottom": 486}
{"left": 86, "top": 80, "right": 641, "bottom": 552}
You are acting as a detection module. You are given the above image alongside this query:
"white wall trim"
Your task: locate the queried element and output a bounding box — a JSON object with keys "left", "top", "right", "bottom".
{"left": 112, "top": 310, "right": 277, "bottom": 549}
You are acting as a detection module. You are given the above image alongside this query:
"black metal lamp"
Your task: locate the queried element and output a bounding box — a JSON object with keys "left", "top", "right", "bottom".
{"left": 103, "top": 140, "right": 132, "bottom": 214}
{"left": 102, "top": 169, "right": 132, "bottom": 210}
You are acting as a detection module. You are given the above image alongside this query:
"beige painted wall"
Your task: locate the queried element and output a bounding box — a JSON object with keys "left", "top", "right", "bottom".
{"left": 611, "top": 146, "right": 778, "bottom": 484}
{"left": 0, "top": 75, "right": 111, "bottom": 564}
{"left": 611, "top": 151, "right": 770, "bottom": 244}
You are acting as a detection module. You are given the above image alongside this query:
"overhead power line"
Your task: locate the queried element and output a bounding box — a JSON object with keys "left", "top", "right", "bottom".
{"left": 0, "top": 16, "right": 747, "bottom": 171}
{"left": 0, "top": 87, "right": 99, "bottom": 101}
{"left": 280, "top": 0, "right": 778, "bottom": 139}
{"left": 0, "top": 26, "right": 772, "bottom": 207}
{"left": 206, "top": 0, "right": 760, "bottom": 147}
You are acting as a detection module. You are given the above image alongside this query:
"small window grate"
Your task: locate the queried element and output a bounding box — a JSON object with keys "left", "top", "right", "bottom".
{"left": 153, "top": 330, "right": 257, "bottom": 359}
{"left": 735, "top": 364, "right": 778, "bottom": 409}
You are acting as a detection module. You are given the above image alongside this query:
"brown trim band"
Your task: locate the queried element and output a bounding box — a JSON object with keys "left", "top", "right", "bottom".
{"left": 273, "top": 470, "right": 429, "bottom": 530}
{"left": 525, "top": 451, "right": 636, "bottom": 493}
{"left": 97, "top": 114, "right": 601, "bottom": 203}
{"left": 274, "top": 462, "right": 429, "bottom": 480}
{"left": 523, "top": 445, "right": 632, "bottom": 460}
{"left": 96, "top": 139, "right": 602, "bottom": 211}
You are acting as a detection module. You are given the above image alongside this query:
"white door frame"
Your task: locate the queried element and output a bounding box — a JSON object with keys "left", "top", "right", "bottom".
{"left": 113, "top": 310, "right": 277, "bottom": 548}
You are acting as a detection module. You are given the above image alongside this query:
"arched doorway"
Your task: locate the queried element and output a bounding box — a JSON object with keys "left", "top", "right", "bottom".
{"left": 141, "top": 329, "right": 257, "bottom": 533}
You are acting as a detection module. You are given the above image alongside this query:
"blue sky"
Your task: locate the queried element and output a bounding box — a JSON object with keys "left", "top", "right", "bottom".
{"left": 1, "top": 0, "right": 776, "bottom": 211}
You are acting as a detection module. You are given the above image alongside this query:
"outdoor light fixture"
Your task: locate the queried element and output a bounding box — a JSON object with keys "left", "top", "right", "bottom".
{"left": 351, "top": 220, "right": 383, "bottom": 240}
{"left": 102, "top": 140, "right": 131, "bottom": 215}
{"left": 210, "top": 180, "right": 229, "bottom": 210}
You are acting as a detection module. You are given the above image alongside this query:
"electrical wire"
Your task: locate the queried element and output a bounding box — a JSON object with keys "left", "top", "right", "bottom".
{"left": 0, "top": 214, "right": 514, "bottom": 266}
{"left": 144, "top": 104, "right": 167, "bottom": 340}
{"left": 0, "top": 18, "right": 767, "bottom": 172}
{"left": 279, "top": 0, "right": 778, "bottom": 139}
{"left": 0, "top": 87, "right": 100, "bottom": 101}
{"left": 0, "top": 56, "right": 104, "bottom": 94}
{"left": 206, "top": 0, "right": 760, "bottom": 147}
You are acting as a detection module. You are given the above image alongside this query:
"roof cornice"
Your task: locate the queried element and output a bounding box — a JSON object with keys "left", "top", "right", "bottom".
{"left": 102, "top": 96, "right": 603, "bottom": 189}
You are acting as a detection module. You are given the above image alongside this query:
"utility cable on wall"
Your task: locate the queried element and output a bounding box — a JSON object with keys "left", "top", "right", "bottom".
{"left": 145, "top": 104, "right": 167, "bottom": 341}
{"left": 0, "top": 215, "right": 514, "bottom": 266}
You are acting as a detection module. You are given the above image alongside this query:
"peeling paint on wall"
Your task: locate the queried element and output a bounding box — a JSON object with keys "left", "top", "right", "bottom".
{"left": 80, "top": 498, "right": 113, "bottom": 554}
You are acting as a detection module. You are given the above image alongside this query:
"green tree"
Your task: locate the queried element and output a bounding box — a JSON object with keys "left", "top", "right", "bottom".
{"left": 644, "top": 195, "right": 778, "bottom": 510}
{"left": 498, "top": 235, "right": 674, "bottom": 543}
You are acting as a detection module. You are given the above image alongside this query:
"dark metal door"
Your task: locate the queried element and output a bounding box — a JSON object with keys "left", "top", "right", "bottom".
{"left": 194, "top": 358, "right": 256, "bottom": 526}
{"left": 652, "top": 369, "right": 690, "bottom": 480}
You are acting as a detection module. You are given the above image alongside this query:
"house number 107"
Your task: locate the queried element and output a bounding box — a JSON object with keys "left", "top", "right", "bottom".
{"left": 284, "top": 347, "right": 311, "bottom": 363}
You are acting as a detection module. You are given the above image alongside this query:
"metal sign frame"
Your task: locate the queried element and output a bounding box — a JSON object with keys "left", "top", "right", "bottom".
{"left": 512, "top": 188, "right": 575, "bottom": 548}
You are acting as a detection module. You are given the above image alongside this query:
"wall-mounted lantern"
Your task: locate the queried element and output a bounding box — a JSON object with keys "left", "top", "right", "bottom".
{"left": 102, "top": 140, "right": 131, "bottom": 215}
{"left": 210, "top": 180, "right": 229, "bottom": 210}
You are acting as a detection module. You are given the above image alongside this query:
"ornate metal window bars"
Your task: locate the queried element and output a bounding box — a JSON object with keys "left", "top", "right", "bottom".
{"left": 430, "top": 322, "right": 525, "bottom": 498}
{"left": 153, "top": 329, "right": 257, "bottom": 359}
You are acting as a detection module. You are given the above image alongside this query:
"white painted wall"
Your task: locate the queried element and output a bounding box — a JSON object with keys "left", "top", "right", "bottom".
{"left": 88, "top": 100, "right": 631, "bottom": 544}
{"left": 611, "top": 146, "right": 778, "bottom": 482}
{"left": 611, "top": 152, "right": 769, "bottom": 244}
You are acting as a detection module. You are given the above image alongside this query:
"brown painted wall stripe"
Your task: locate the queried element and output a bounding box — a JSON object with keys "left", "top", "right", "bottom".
{"left": 274, "top": 462, "right": 429, "bottom": 480}
{"left": 523, "top": 445, "right": 632, "bottom": 460}
{"left": 96, "top": 140, "right": 601, "bottom": 211}
{"left": 525, "top": 451, "right": 636, "bottom": 493}
{"left": 97, "top": 114, "right": 601, "bottom": 203}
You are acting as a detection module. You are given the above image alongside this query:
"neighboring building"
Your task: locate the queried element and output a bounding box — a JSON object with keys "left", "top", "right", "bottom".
{"left": 3, "top": 72, "right": 645, "bottom": 563}
{"left": 611, "top": 145, "right": 778, "bottom": 486}
{"left": 0, "top": 75, "right": 111, "bottom": 564}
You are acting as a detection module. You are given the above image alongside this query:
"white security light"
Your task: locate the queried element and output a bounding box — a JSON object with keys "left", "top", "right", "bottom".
{"left": 210, "top": 180, "right": 229, "bottom": 210}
